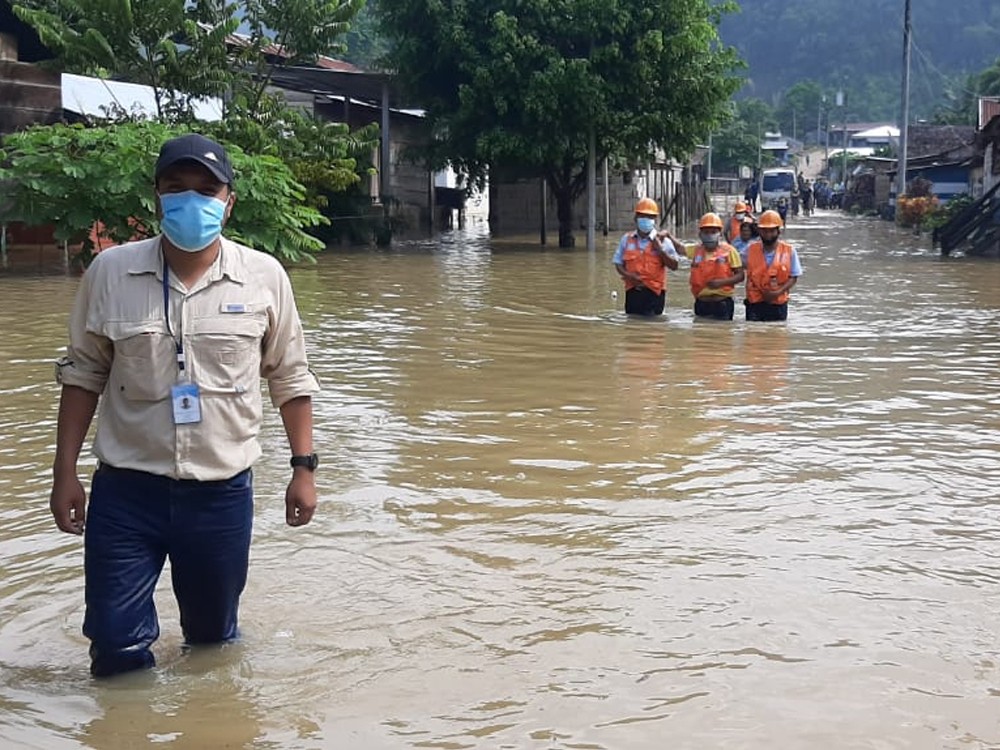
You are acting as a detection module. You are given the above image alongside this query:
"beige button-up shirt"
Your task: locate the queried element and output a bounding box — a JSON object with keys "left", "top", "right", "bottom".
{"left": 57, "top": 236, "right": 320, "bottom": 480}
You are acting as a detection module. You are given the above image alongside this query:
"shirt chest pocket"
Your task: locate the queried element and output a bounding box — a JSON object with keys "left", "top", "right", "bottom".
{"left": 105, "top": 320, "right": 175, "bottom": 401}
{"left": 186, "top": 315, "right": 267, "bottom": 393}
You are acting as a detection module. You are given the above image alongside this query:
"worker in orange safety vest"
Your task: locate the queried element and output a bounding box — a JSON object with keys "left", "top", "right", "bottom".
{"left": 612, "top": 197, "right": 679, "bottom": 316}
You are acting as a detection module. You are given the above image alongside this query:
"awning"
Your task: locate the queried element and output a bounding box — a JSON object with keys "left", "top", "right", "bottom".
{"left": 61, "top": 73, "right": 222, "bottom": 121}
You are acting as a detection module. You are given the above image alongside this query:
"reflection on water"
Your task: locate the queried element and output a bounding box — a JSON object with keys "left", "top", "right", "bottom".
{"left": 3, "top": 213, "right": 1000, "bottom": 748}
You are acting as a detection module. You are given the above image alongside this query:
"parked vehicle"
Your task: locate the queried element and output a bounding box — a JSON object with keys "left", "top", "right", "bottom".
{"left": 760, "top": 168, "right": 796, "bottom": 209}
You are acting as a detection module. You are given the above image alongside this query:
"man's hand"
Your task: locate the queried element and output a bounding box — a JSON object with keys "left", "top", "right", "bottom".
{"left": 50, "top": 472, "right": 86, "bottom": 535}
{"left": 285, "top": 470, "right": 317, "bottom": 527}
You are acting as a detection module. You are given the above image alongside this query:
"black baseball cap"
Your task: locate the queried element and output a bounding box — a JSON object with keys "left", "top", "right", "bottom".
{"left": 154, "top": 133, "right": 234, "bottom": 185}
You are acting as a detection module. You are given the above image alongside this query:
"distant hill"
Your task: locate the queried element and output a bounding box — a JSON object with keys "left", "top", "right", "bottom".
{"left": 720, "top": 0, "right": 1000, "bottom": 119}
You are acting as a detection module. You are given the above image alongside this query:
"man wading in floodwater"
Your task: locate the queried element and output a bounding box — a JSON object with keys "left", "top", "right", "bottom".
{"left": 612, "top": 197, "right": 679, "bottom": 316}
{"left": 49, "top": 133, "right": 321, "bottom": 677}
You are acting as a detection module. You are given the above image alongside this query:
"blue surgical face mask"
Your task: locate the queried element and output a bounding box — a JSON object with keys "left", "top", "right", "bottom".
{"left": 636, "top": 217, "right": 656, "bottom": 234}
{"left": 699, "top": 231, "right": 720, "bottom": 248}
{"left": 159, "top": 190, "right": 228, "bottom": 252}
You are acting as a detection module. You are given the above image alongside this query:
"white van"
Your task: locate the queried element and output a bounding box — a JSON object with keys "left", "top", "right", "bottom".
{"left": 760, "top": 168, "right": 796, "bottom": 209}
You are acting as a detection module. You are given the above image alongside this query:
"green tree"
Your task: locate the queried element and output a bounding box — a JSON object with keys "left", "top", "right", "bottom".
{"left": 342, "top": 0, "right": 390, "bottom": 69}
{"left": 11, "top": 0, "right": 380, "bottom": 248}
{"left": 235, "top": 0, "right": 366, "bottom": 113}
{"left": 722, "top": 0, "right": 1000, "bottom": 123}
{"left": 0, "top": 121, "right": 327, "bottom": 262}
{"left": 978, "top": 57, "right": 1000, "bottom": 101}
{"left": 932, "top": 73, "right": 980, "bottom": 126}
{"left": 377, "top": 0, "right": 743, "bottom": 246}
{"left": 14, "top": 0, "right": 237, "bottom": 119}
{"left": 711, "top": 98, "right": 777, "bottom": 173}
{"left": 775, "top": 81, "right": 825, "bottom": 142}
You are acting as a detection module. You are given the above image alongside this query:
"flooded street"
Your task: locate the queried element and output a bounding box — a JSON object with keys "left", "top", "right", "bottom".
{"left": 2, "top": 210, "right": 1000, "bottom": 749}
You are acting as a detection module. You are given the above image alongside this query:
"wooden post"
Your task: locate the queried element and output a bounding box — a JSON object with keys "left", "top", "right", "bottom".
{"left": 540, "top": 178, "right": 547, "bottom": 245}
{"left": 380, "top": 81, "right": 391, "bottom": 203}
{"left": 428, "top": 170, "right": 436, "bottom": 232}
{"left": 603, "top": 157, "right": 610, "bottom": 236}
{"left": 586, "top": 127, "right": 596, "bottom": 251}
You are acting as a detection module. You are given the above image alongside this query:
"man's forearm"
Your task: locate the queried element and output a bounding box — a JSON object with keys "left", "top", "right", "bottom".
{"left": 53, "top": 385, "right": 100, "bottom": 476}
{"left": 279, "top": 396, "right": 314, "bottom": 455}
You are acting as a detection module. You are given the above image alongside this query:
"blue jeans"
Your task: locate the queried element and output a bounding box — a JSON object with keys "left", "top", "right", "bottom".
{"left": 83, "top": 465, "right": 253, "bottom": 678}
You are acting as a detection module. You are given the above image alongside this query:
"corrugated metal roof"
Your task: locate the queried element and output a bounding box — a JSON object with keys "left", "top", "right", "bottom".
{"left": 853, "top": 125, "right": 899, "bottom": 139}
{"left": 61, "top": 73, "right": 222, "bottom": 121}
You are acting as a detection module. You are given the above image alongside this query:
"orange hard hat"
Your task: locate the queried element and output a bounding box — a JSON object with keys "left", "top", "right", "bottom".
{"left": 698, "top": 212, "right": 724, "bottom": 230}
{"left": 634, "top": 197, "right": 659, "bottom": 216}
{"left": 734, "top": 201, "right": 748, "bottom": 212}
{"left": 757, "top": 210, "right": 783, "bottom": 229}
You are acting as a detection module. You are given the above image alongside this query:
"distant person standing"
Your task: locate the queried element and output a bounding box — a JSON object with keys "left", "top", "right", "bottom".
{"left": 724, "top": 201, "right": 751, "bottom": 243}
{"left": 745, "top": 178, "right": 760, "bottom": 212}
{"left": 776, "top": 196, "right": 789, "bottom": 225}
{"left": 731, "top": 215, "right": 757, "bottom": 266}
{"left": 665, "top": 212, "right": 745, "bottom": 321}
{"left": 744, "top": 210, "right": 803, "bottom": 322}
{"left": 801, "top": 180, "right": 814, "bottom": 216}
{"left": 613, "top": 198, "right": 679, "bottom": 316}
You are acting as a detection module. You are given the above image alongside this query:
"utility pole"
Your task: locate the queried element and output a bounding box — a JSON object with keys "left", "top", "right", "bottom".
{"left": 707, "top": 132, "right": 713, "bottom": 192}
{"left": 824, "top": 115, "right": 830, "bottom": 177}
{"left": 896, "top": 0, "right": 912, "bottom": 205}
{"left": 757, "top": 122, "right": 762, "bottom": 174}
{"left": 586, "top": 126, "right": 596, "bottom": 251}
{"left": 817, "top": 95, "right": 824, "bottom": 146}
{"left": 837, "top": 90, "right": 847, "bottom": 187}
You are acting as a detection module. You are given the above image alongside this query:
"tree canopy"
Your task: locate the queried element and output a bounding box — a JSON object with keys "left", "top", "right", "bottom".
{"left": 7, "top": 0, "right": 379, "bottom": 257}
{"left": 722, "top": 0, "right": 1000, "bottom": 123}
{"left": 377, "top": 0, "right": 744, "bottom": 245}
{"left": 0, "top": 121, "right": 327, "bottom": 260}
{"left": 710, "top": 98, "right": 778, "bottom": 174}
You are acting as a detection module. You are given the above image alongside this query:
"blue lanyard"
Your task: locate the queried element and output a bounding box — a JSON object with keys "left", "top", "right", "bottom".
{"left": 162, "top": 257, "right": 186, "bottom": 373}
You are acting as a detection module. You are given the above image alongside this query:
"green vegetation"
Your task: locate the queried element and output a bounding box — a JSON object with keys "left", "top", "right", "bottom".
{"left": 933, "top": 58, "right": 1000, "bottom": 125}
{"left": 377, "top": 0, "right": 743, "bottom": 246}
{"left": 5, "top": 0, "right": 379, "bottom": 259}
{"left": 341, "top": 1, "right": 390, "bottom": 69}
{"left": 722, "top": 0, "right": 1000, "bottom": 124}
{"left": 710, "top": 98, "right": 778, "bottom": 174}
{"left": 0, "top": 121, "right": 327, "bottom": 261}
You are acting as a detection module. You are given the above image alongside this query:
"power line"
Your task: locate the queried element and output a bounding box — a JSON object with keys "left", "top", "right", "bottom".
{"left": 911, "top": 36, "right": 981, "bottom": 99}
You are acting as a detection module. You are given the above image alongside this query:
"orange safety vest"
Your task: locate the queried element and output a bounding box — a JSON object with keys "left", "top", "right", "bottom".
{"left": 621, "top": 233, "right": 668, "bottom": 295}
{"left": 727, "top": 215, "right": 742, "bottom": 240}
{"left": 746, "top": 240, "right": 793, "bottom": 305}
{"left": 689, "top": 243, "right": 739, "bottom": 298}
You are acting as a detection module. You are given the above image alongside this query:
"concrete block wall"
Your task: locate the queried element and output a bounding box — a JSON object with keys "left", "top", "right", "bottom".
{"left": 491, "top": 166, "right": 685, "bottom": 237}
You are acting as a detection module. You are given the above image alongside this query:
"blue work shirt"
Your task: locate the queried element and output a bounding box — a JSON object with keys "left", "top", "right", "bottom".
{"left": 612, "top": 232, "right": 680, "bottom": 265}
{"left": 758, "top": 244, "right": 803, "bottom": 277}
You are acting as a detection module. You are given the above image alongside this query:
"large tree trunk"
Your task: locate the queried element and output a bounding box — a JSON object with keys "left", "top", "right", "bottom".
{"left": 554, "top": 185, "right": 575, "bottom": 248}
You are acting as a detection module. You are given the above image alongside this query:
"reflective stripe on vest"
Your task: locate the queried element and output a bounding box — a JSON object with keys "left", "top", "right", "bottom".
{"left": 621, "top": 233, "right": 667, "bottom": 295}
{"left": 689, "top": 243, "right": 737, "bottom": 297}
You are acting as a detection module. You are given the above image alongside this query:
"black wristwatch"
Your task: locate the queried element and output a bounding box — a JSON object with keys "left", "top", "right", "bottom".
{"left": 290, "top": 453, "right": 319, "bottom": 471}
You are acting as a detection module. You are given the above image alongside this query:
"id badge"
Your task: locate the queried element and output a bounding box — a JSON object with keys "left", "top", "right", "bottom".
{"left": 171, "top": 382, "right": 202, "bottom": 425}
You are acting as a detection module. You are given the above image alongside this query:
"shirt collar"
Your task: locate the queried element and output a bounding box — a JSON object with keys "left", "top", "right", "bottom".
{"left": 216, "top": 237, "right": 248, "bottom": 284}
{"left": 125, "top": 235, "right": 248, "bottom": 284}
